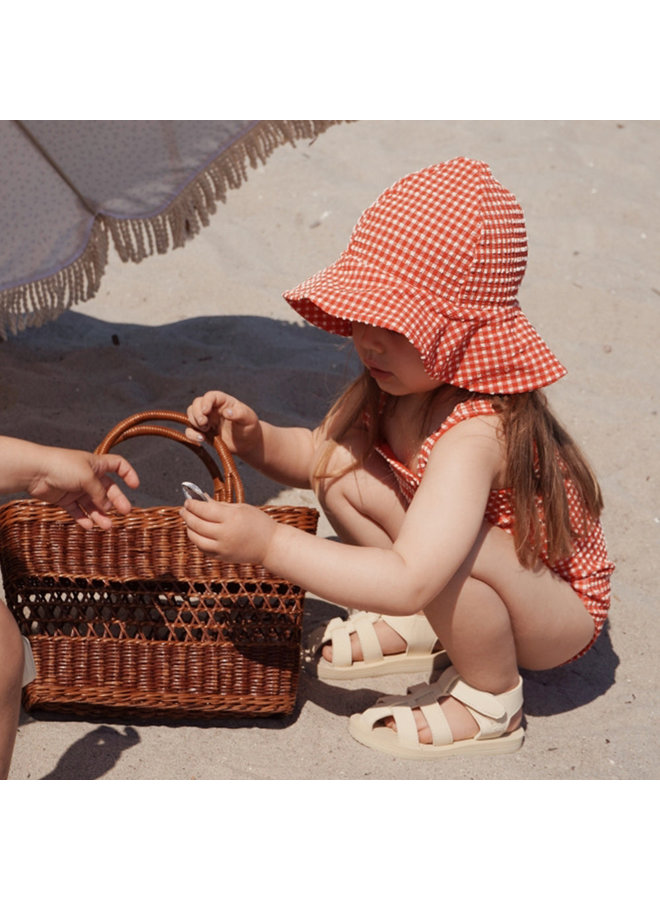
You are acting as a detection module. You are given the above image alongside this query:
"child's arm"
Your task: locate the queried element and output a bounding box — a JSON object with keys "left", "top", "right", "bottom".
{"left": 180, "top": 416, "right": 504, "bottom": 614}
{"left": 186, "top": 390, "right": 317, "bottom": 489}
{"left": 0, "top": 436, "right": 140, "bottom": 530}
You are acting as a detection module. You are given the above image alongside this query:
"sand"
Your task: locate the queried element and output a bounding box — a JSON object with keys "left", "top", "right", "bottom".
{"left": 1, "top": 120, "right": 658, "bottom": 781}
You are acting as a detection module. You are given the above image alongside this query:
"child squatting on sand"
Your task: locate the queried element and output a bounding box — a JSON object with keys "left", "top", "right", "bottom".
{"left": 0, "top": 441, "right": 139, "bottom": 778}
{"left": 182, "top": 158, "right": 615, "bottom": 760}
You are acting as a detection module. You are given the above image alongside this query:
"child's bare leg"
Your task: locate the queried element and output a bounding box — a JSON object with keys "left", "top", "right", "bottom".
{"left": 315, "top": 428, "right": 407, "bottom": 551}
{"left": 0, "top": 603, "right": 23, "bottom": 779}
{"left": 314, "top": 431, "right": 437, "bottom": 660}
{"left": 404, "top": 522, "right": 595, "bottom": 743}
{"left": 315, "top": 434, "right": 594, "bottom": 743}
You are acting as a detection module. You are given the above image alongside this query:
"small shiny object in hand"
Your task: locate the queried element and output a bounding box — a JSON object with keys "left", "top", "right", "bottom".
{"left": 181, "top": 481, "right": 209, "bottom": 502}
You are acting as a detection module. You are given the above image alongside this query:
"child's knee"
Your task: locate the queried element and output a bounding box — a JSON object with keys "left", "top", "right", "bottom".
{"left": 312, "top": 437, "right": 363, "bottom": 507}
{"left": 312, "top": 438, "right": 406, "bottom": 548}
{"left": 315, "top": 465, "right": 358, "bottom": 524}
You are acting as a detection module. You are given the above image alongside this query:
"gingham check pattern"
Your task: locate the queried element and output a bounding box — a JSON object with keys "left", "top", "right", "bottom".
{"left": 284, "top": 158, "right": 567, "bottom": 394}
{"left": 375, "top": 398, "right": 614, "bottom": 660}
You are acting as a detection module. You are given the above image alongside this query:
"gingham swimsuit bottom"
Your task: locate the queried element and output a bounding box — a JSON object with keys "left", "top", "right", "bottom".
{"left": 373, "top": 398, "right": 615, "bottom": 660}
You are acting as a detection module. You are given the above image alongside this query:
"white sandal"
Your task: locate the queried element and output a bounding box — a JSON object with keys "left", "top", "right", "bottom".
{"left": 306, "top": 611, "right": 450, "bottom": 681}
{"left": 348, "top": 666, "right": 525, "bottom": 759}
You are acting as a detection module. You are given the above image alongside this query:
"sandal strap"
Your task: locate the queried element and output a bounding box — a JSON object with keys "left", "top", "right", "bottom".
{"left": 321, "top": 617, "right": 350, "bottom": 666}
{"left": 361, "top": 667, "right": 523, "bottom": 747}
{"left": 361, "top": 700, "right": 434, "bottom": 750}
{"left": 366, "top": 682, "right": 453, "bottom": 748}
{"left": 401, "top": 681, "right": 454, "bottom": 746}
{"left": 381, "top": 613, "right": 439, "bottom": 655}
{"left": 441, "top": 667, "right": 524, "bottom": 739}
{"left": 322, "top": 612, "right": 383, "bottom": 666}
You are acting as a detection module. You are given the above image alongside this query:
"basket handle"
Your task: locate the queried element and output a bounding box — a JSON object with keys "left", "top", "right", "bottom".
{"left": 93, "top": 409, "right": 245, "bottom": 504}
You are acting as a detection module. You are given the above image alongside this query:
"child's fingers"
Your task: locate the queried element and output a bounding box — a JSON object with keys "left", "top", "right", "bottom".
{"left": 187, "top": 391, "right": 228, "bottom": 430}
{"left": 179, "top": 500, "right": 232, "bottom": 552}
{"left": 185, "top": 427, "right": 206, "bottom": 444}
{"left": 179, "top": 497, "right": 228, "bottom": 529}
{"left": 193, "top": 391, "right": 252, "bottom": 426}
{"left": 97, "top": 454, "right": 140, "bottom": 490}
{"left": 102, "top": 479, "right": 133, "bottom": 515}
{"left": 86, "top": 509, "right": 116, "bottom": 531}
{"left": 66, "top": 501, "right": 96, "bottom": 530}
{"left": 63, "top": 495, "right": 113, "bottom": 531}
{"left": 184, "top": 528, "right": 222, "bottom": 557}
{"left": 84, "top": 455, "right": 140, "bottom": 515}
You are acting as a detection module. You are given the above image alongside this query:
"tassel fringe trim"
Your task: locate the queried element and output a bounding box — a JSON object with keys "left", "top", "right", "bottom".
{"left": 0, "top": 120, "right": 346, "bottom": 339}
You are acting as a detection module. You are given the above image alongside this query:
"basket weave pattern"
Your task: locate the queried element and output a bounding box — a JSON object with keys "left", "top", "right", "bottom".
{"left": 0, "top": 411, "right": 318, "bottom": 718}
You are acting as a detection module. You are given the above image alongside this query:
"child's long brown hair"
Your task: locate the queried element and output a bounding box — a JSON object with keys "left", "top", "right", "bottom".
{"left": 314, "top": 373, "right": 603, "bottom": 568}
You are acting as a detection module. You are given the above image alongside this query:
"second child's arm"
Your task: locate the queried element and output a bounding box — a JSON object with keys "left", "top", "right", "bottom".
{"left": 0, "top": 437, "right": 139, "bottom": 530}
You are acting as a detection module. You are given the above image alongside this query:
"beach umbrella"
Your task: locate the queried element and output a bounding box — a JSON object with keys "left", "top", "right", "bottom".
{"left": 0, "top": 120, "right": 342, "bottom": 339}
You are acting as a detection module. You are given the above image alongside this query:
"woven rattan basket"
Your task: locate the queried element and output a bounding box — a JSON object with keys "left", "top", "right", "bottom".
{"left": 0, "top": 410, "right": 318, "bottom": 719}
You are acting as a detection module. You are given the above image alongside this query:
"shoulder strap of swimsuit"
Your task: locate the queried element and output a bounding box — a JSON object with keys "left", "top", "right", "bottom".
{"left": 417, "top": 397, "right": 498, "bottom": 474}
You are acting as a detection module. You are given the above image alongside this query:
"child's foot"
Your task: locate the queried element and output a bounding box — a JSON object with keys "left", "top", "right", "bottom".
{"left": 348, "top": 667, "right": 525, "bottom": 759}
{"left": 308, "top": 611, "right": 450, "bottom": 681}
{"left": 385, "top": 694, "right": 523, "bottom": 744}
{"left": 321, "top": 615, "right": 441, "bottom": 662}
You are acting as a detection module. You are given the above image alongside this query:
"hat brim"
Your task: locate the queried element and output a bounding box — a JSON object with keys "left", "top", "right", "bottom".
{"left": 284, "top": 252, "right": 439, "bottom": 344}
{"left": 283, "top": 253, "right": 566, "bottom": 394}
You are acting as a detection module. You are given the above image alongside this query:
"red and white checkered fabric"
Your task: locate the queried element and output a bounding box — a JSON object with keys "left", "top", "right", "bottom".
{"left": 283, "top": 158, "right": 567, "bottom": 394}
{"left": 375, "top": 398, "right": 614, "bottom": 660}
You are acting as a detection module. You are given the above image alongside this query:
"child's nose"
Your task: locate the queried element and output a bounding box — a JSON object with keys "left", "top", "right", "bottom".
{"left": 352, "top": 323, "right": 384, "bottom": 352}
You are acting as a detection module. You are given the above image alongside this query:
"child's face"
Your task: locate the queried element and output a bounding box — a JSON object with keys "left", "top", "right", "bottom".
{"left": 351, "top": 323, "right": 441, "bottom": 396}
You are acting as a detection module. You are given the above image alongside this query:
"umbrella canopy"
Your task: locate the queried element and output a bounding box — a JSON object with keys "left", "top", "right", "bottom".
{"left": 0, "top": 120, "right": 342, "bottom": 338}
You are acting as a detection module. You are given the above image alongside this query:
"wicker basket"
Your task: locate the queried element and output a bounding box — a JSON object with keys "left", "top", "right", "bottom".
{"left": 0, "top": 410, "right": 318, "bottom": 719}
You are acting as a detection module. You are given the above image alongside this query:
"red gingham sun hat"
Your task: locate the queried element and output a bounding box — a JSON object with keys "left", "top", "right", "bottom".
{"left": 283, "top": 157, "right": 566, "bottom": 394}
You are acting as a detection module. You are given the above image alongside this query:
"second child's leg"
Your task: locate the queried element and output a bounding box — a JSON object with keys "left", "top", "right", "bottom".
{"left": 0, "top": 602, "right": 23, "bottom": 779}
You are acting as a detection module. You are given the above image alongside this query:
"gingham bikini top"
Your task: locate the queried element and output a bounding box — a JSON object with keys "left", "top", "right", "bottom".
{"left": 374, "top": 397, "right": 498, "bottom": 505}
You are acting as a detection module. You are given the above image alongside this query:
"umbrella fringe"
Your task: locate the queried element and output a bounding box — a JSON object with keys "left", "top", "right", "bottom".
{"left": 104, "top": 120, "right": 344, "bottom": 265}
{"left": 0, "top": 120, "right": 346, "bottom": 338}
{"left": 0, "top": 222, "right": 109, "bottom": 340}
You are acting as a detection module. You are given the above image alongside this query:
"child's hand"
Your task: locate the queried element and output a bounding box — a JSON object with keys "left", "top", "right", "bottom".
{"left": 185, "top": 390, "right": 261, "bottom": 458}
{"left": 28, "top": 447, "right": 140, "bottom": 531}
{"left": 179, "top": 498, "right": 277, "bottom": 565}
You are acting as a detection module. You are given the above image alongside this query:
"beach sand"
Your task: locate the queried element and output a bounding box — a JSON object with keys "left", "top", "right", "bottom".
{"left": 2, "top": 120, "right": 658, "bottom": 780}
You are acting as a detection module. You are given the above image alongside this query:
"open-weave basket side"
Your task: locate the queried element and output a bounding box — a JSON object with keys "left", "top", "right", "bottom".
{"left": 0, "top": 501, "right": 319, "bottom": 718}
{"left": 0, "top": 409, "right": 320, "bottom": 719}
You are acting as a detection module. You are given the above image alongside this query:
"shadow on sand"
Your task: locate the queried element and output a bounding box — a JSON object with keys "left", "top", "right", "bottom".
{"left": 521, "top": 621, "right": 619, "bottom": 717}
{"left": 42, "top": 726, "right": 141, "bottom": 779}
{"left": 0, "top": 309, "right": 359, "bottom": 509}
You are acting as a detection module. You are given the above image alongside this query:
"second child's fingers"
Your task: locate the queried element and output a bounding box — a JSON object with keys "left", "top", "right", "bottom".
{"left": 102, "top": 479, "right": 133, "bottom": 515}
{"left": 102, "top": 455, "right": 140, "bottom": 490}
{"left": 84, "top": 456, "right": 140, "bottom": 513}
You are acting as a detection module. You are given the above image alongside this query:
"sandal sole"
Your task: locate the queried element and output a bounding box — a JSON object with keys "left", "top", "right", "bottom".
{"left": 313, "top": 649, "right": 451, "bottom": 681}
{"left": 348, "top": 717, "right": 525, "bottom": 759}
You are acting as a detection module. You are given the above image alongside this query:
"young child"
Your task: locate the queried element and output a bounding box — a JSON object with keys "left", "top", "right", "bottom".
{"left": 0, "top": 438, "right": 139, "bottom": 777}
{"left": 182, "top": 157, "right": 614, "bottom": 760}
